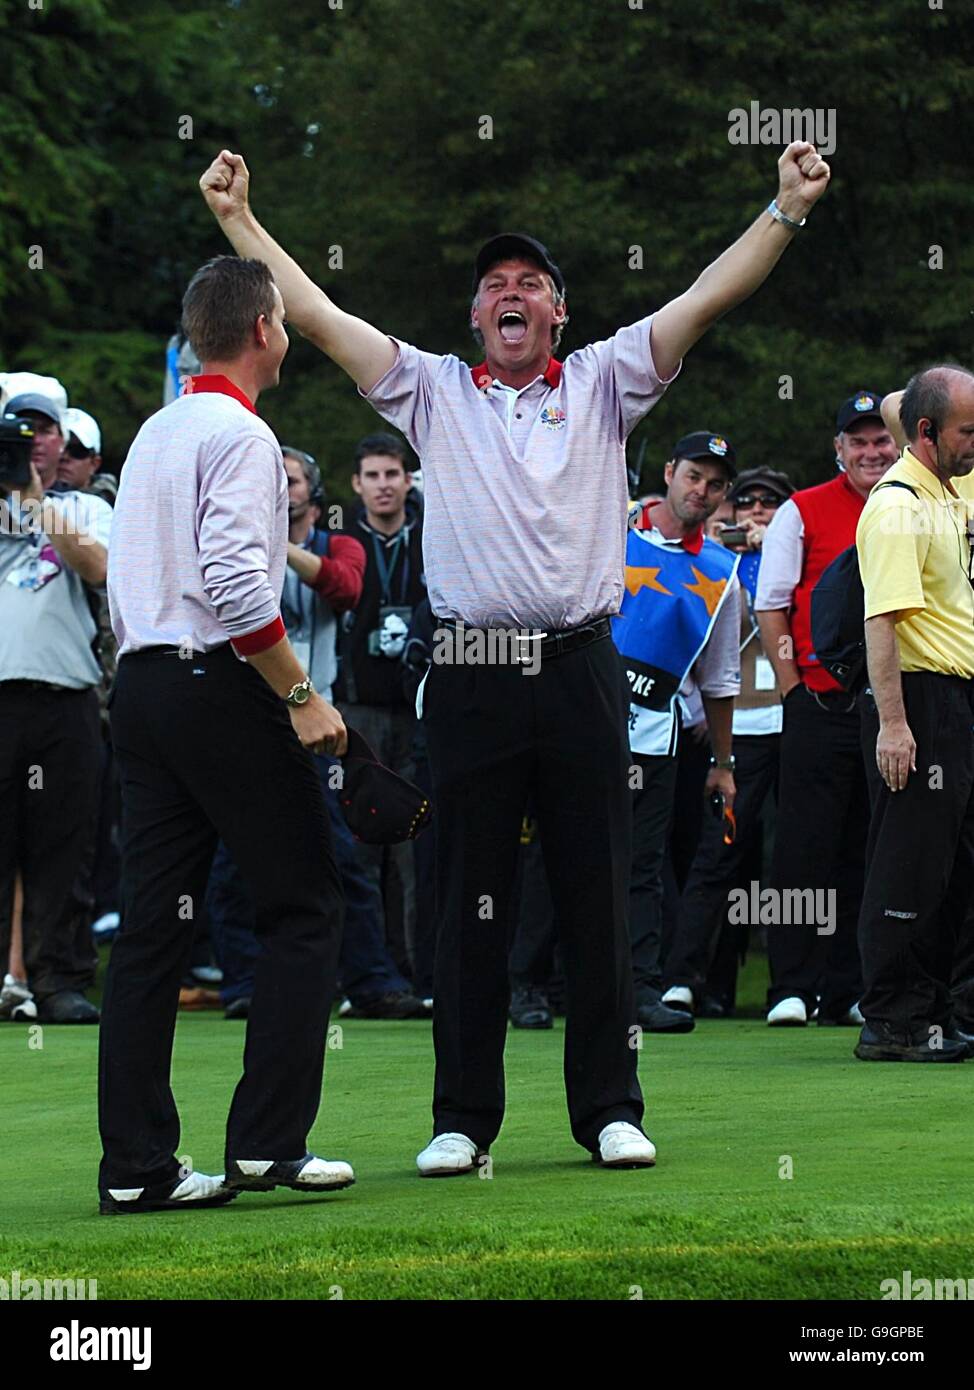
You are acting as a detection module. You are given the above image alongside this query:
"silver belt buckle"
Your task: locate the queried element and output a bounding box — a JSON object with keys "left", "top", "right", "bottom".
{"left": 514, "top": 630, "right": 547, "bottom": 664}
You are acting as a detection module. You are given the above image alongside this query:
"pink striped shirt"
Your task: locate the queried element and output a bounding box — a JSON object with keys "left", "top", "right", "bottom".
{"left": 108, "top": 377, "right": 287, "bottom": 656}
{"left": 363, "top": 315, "right": 678, "bottom": 629}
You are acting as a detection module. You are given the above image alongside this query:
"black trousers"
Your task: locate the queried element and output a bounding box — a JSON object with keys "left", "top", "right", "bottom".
{"left": 0, "top": 682, "right": 100, "bottom": 998}
{"left": 98, "top": 645, "right": 343, "bottom": 1190}
{"left": 509, "top": 831, "right": 558, "bottom": 989}
{"left": 423, "top": 632, "right": 642, "bottom": 1153}
{"left": 767, "top": 685, "right": 866, "bottom": 1016}
{"left": 337, "top": 702, "right": 416, "bottom": 980}
{"left": 858, "top": 672, "right": 974, "bottom": 1033}
{"left": 628, "top": 751, "right": 680, "bottom": 1006}
{"left": 665, "top": 734, "right": 779, "bottom": 993}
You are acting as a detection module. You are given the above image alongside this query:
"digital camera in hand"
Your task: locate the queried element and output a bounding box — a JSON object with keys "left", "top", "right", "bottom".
{"left": 0, "top": 417, "right": 34, "bottom": 489}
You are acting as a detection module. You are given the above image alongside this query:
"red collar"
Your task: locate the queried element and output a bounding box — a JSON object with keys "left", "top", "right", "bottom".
{"left": 643, "top": 500, "right": 704, "bottom": 554}
{"left": 470, "top": 357, "right": 563, "bottom": 391}
{"left": 181, "top": 374, "right": 257, "bottom": 415}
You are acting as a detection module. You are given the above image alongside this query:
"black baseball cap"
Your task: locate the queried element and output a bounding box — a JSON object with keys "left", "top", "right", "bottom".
{"left": 728, "top": 466, "right": 794, "bottom": 504}
{"left": 835, "top": 391, "right": 885, "bottom": 433}
{"left": 4, "top": 392, "right": 63, "bottom": 428}
{"left": 473, "top": 234, "right": 565, "bottom": 296}
{"left": 672, "top": 431, "right": 737, "bottom": 479}
{"left": 339, "top": 728, "right": 432, "bottom": 845}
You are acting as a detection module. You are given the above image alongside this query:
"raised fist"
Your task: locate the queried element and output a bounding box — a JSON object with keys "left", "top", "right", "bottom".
{"left": 199, "top": 149, "right": 250, "bottom": 222}
{"left": 776, "top": 141, "right": 830, "bottom": 221}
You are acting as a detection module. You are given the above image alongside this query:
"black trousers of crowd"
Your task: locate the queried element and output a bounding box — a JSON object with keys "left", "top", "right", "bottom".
{"left": 98, "top": 645, "right": 343, "bottom": 1191}
{"left": 0, "top": 681, "right": 100, "bottom": 999}
{"left": 767, "top": 684, "right": 866, "bottom": 1018}
{"left": 628, "top": 752, "right": 680, "bottom": 1006}
{"left": 858, "top": 673, "right": 974, "bottom": 1034}
{"left": 423, "top": 629, "right": 643, "bottom": 1153}
{"left": 665, "top": 733, "right": 779, "bottom": 995}
{"left": 337, "top": 701, "right": 416, "bottom": 980}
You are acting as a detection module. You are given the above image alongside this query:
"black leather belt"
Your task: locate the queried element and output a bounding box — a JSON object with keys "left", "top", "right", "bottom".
{"left": 434, "top": 616, "right": 611, "bottom": 661}
{"left": 123, "top": 643, "right": 230, "bottom": 662}
{"left": 0, "top": 679, "right": 75, "bottom": 693}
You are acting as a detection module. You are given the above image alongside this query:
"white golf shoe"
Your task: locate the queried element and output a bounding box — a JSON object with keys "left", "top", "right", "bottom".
{"left": 416, "top": 1132, "right": 479, "bottom": 1177}
{"left": 661, "top": 986, "right": 694, "bottom": 1012}
{"left": 597, "top": 1122, "right": 657, "bottom": 1168}
{"left": 767, "top": 996, "right": 807, "bottom": 1026}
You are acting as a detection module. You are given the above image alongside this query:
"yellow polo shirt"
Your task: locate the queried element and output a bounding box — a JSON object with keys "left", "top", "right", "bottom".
{"left": 856, "top": 448, "right": 974, "bottom": 678}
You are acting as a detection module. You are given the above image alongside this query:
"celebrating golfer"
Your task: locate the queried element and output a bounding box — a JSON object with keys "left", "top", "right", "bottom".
{"left": 200, "top": 140, "right": 829, "bottom": 1174}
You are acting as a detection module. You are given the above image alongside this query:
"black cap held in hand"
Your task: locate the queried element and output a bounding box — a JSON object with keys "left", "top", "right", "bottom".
{"left": 338, "top": 727, "right": 432, "bottom": 845}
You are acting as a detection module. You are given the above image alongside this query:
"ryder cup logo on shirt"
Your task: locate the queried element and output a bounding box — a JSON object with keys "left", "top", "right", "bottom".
{"left": 854, "top": 394, "right": 876, "bottom": 413}
{"left": 540, "top": 405, "right": 567, "bottom": 431}
{"left": 708, "top": 435, "right": 729, "bottom": 457}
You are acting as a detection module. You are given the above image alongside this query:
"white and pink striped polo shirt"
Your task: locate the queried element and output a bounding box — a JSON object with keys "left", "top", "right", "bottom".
{"left": 363, "top": 315, "right": 679, "bottom": 629}
{"left": 108, "top": 375, "right": 288, "bottom": 656}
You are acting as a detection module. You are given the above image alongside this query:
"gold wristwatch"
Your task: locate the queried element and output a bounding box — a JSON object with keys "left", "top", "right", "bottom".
{"left": 284, "top": 678, "right": 314, "bottom": 707}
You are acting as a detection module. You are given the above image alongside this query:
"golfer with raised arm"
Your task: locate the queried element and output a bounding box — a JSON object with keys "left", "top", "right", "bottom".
{"left": 200, "top": 141, "right": 830, "bottom": 1174}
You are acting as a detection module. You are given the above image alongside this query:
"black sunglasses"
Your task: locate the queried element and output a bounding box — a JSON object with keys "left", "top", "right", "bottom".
{"left": 733, "top": 492, "right": 783, "bottom": 509}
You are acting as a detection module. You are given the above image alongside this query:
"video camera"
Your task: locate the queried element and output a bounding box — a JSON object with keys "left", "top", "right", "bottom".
{"left": 0, "top": 416, "right": 34, "bottom": 489}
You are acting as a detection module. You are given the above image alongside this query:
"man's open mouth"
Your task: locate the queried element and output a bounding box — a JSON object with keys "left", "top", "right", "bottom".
{"left": 498, "top": 310, "right": 528, "bottom": 345}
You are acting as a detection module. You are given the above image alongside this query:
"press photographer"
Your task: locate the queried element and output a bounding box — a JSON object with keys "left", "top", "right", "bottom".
{"left": 336, "top": 432, "right": 426, "bottom": 972}
{"left": 0, "top": 390, "right": 112, "bottom": 1024}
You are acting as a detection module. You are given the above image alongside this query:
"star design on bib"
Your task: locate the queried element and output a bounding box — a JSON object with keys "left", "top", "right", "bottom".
{"left": 683, "top": 567, "right": 727, "bottom": 617}
{"left": 624, "top": 566, "right": 674, "bottom": 598}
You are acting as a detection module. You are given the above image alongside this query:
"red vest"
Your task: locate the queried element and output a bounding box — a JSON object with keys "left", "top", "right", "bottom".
{"left": 790, "top": 473, "right": 865, "bottom": 692}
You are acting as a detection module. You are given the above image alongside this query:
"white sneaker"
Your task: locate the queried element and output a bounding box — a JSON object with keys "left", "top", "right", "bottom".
{"left": 767, "top": 997, "right": 807, "bottom": 1026}
{"left": 91, "top": 911, "right": 121, "bottom": 939}
{"left": 337, "top": 997, "right": 352, "bottom": 1017}
{"left": 416, "top": 1132, "right": 478, "bottom": 1177}
{"left": 289, "top": 1157, "right": 355, "bottom": 1189}
{"left": 661, "top": 986, "right": 694, "bottom": 1012}
{"left": 597, "top": 1122, "right": 656, "bottom": 1167}
{"left": 847, "top": 1002, "right": 865, "bottom": 1025}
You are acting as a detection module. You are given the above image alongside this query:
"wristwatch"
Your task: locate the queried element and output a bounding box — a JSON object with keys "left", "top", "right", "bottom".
{"left": 766, "top": 199, "right": 806, "bottom": 230}
{"left": 710, "top": 755, "right": 736, "bottom": 771}
{"left": 284, "top": 677, "right": 314, "bottom": 707}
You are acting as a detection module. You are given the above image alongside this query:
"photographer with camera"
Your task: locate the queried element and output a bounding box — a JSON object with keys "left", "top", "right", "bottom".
{"left": 0, "top": 390, "right": 111, "bottom": 1024}
{"left": 335, "top": 433, "right": 426, "bottom": 984}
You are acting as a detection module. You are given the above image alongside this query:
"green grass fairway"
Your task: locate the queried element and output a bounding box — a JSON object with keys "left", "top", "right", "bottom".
{"left": 3, "top": 973, "right": 974, "bottom": 1300}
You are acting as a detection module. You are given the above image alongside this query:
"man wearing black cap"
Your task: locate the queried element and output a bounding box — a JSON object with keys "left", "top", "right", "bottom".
{"left": 662, "top": 465, "right": 794, "bottom": 1015}
{"left": 0, "top": 391, "right": 110, "bottom": 1024}
{"left": 619, "top": 433, "right": 742, "bottom": 1031}
{"left": 200, "top": 138, "right": 831, "bottom": 1173}
{"left": 755, "top": 394, "right": 898, "bottom": 1027}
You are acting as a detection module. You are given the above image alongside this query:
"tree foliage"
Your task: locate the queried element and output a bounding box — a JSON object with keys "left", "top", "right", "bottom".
{"left": 2, "top": 0, "right": 971, "bottom": 498}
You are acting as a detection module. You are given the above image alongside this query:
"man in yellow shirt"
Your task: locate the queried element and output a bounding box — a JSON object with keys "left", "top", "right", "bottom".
{"left": 855, "top": 364, "right": 974, "bottom": 1062}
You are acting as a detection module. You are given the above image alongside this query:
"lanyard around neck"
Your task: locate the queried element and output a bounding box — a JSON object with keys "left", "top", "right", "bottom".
{"left": 372, "top": 529, "right": 407, "bottom": 605}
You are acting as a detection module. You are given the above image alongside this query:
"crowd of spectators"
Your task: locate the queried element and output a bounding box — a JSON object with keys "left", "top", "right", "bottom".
{"left": 3, "top": 364, "right": 969, "bottom": 1055}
